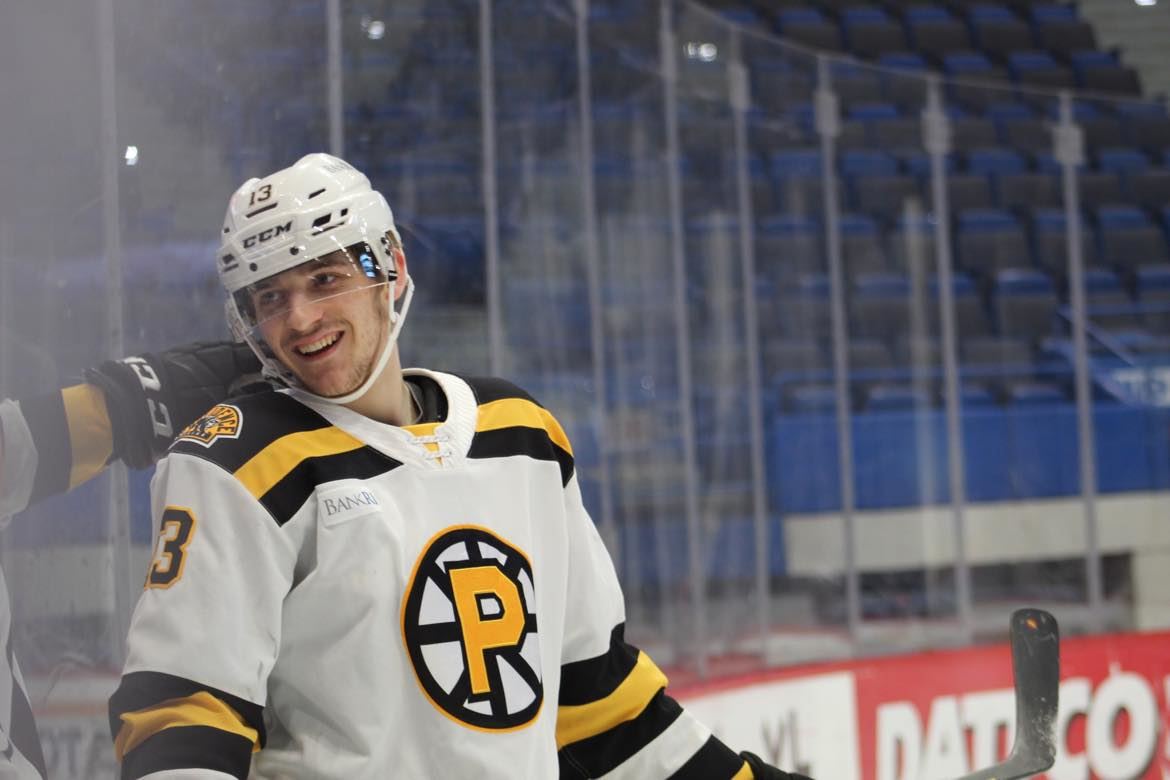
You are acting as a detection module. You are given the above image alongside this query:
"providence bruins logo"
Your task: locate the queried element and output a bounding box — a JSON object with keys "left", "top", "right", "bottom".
{"left": 177, "top": 404, "right": 242, "bottom": 447}
{"left": 401, "top": 526, "right": 542, "bottom": 731}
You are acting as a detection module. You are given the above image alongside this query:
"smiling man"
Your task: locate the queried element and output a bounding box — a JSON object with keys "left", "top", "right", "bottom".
{"left": 107, "top": 153, "right": 811, "bottom": 780}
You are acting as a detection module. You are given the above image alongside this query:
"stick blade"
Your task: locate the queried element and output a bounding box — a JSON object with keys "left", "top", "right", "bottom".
{"left": 1007, "top": 608, "right": 1060, "bottom": 774}
{"left": 956, "top": 608, "right": 1060, "bottom": 780}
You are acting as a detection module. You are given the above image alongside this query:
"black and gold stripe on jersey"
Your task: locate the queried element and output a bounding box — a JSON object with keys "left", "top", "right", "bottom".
{"left": 18, "top": 384, "right": 113, "bottom": 506}
{"left": 464, "top": 377, "right": 575, "bottom": 486}
{"left": 109, "top": 671, "right": 263, "bottom": 780}
{"left": 170, "top": 391, "right": 401, "bottom": 525}
{"left": 556, "top": 624, "right": 750, "bottom": 779}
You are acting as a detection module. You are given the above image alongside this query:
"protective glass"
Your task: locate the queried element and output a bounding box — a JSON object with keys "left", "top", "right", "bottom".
{"left": 234, "top": 240, "right": 391, "bottom": 333}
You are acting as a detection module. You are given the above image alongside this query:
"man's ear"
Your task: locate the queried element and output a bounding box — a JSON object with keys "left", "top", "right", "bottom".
{"left": 391, "top": 247, "right": 408, "bottom": 299}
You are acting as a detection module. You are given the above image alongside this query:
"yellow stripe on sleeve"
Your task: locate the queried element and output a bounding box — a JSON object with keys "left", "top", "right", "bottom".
{"left": 734, "top": 761, "right": 754, "bottom": 780}
{"left": 555, "top": 651, "right": 668, "bottom": 748}
{"left": 113, "top": 691, "right": 260, "bottom": 760}
{"left": 62, "top": 384, "right": 113, "bottom": 489}
{"left": 234, "top": 426, "right": 364, "bottom": 499}
{"left": 475, "top": 398, "right": 573, "bottom": 457}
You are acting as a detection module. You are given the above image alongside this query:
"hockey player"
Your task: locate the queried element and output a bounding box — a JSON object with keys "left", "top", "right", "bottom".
{"left": 108, "top": 153, "right": 812, "bottom": 780}
{"left": 0, "top": 341, "right": 262, "bottom": 778}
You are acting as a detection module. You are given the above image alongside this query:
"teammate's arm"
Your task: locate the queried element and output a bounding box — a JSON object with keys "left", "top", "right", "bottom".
{"left": 0, "top": 341, "right": 260, "bottom": 517}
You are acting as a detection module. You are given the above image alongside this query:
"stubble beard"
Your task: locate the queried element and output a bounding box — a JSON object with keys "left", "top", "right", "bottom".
{"left": 316, "top": 289, "right": 390, "bottom": 398}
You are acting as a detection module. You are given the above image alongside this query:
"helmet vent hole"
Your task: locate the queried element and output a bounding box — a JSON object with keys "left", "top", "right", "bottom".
{"left": 249, "top": 262, "right": 258, "bottom": 272}
{"left": 307, "top": 188, "right": 326, "bottom": 200}
{"left": 290, "top": 247, "right": 300, "bottom": 255}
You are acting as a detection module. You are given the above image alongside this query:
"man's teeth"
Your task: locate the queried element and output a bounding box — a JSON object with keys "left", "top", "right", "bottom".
{"left": 297, "top": 334, "right": 340, "bottom": 355}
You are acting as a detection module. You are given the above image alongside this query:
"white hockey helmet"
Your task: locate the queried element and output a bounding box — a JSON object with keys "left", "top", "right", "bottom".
{"left": 219, "top": 153, "right": 414, "bottom": 404}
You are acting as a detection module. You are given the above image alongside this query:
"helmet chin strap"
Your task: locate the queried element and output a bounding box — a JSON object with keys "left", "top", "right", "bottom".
{"left": 288, "top": 275, "right": 415, "bottom": 407}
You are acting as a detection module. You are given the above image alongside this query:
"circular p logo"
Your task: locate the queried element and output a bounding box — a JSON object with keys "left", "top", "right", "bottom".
{"left": 402, "top": 526, "right": 542, "bottom": 731}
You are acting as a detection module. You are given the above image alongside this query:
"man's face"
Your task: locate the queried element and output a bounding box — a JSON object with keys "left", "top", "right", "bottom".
{"left": 250, "top": 248, "right": 391, "bottom": 398}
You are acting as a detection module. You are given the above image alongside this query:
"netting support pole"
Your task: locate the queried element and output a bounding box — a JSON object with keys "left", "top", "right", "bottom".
{"left": 326, "top": 0, "right": 344, "bottom": 158}
{"left": 479, "top": 0, "right": 504, "bottom": 376}
{"left": 660, "top": 0, "right": 707, "bottom": 677}
{"left": 728, "top": 31, "right": 772, "bottom": 658}
{"left": 1055, "top": 91, "right": 1104, "bottom": 626}
{"left": 574, "top": 0, "right": 617, "bottom": 547}
{"left": 97, "top": 0, "right": 133, "bottom": 661}
{"left": 924, "top": 76, "right": 973, "bottom": 641}
{"left": 815, "top": 56, "right": 860, "bottom": 641}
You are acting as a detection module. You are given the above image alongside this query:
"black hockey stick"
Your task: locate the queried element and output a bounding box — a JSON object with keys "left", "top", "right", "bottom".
{"left": 956, "top": 608, "right": 1060, "bottom": 780}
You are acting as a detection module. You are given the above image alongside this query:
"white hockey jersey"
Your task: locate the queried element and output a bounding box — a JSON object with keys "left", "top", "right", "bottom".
{"left": 0, "top": 387, "right": 114, "bottom": 780}
{"left": 110, "top": 370, "right": 750, "bottom": 779}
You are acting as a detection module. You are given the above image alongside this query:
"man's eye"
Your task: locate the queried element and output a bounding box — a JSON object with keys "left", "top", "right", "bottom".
{"left": 313, "top": 272, "right": 341, "bottom": 287}
{"left": 256, "top": 290, "right": 284, "bottom": 308}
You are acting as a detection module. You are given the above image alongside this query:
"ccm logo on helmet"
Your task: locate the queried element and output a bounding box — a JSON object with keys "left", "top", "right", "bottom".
{"left": 401, "top": 526, "right": 542, "bottom": 732}
{"left": 242, "top": 221, "right": 292, "bottom": 249}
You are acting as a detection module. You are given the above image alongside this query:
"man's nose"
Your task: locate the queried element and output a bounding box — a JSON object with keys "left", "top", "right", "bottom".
{"left": 283, "top": 291, "right": 324, "bottom": 331}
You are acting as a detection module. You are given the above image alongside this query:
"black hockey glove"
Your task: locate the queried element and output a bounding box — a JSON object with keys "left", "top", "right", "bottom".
{"left": 85, "top": 340, "right": 263, "bottom": 468}
{"left": 740, "top": 751, "right": 815, "bottom": 780}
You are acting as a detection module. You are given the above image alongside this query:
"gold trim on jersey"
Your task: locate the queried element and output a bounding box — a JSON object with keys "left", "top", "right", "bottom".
{"left": 733, "top": 761, "right": 754, "bottom": 780}
{"left": 234, "top": 426, "right": 365, "bottom": 499}
{"left": 475, "top": 397, "right": 573, "bottom": 457}
{"left": 555, "top": 651, "right": 668, "bottom": 748}
{"left": 62, "top": 383, "right": 113, "bottom": 490}
{"left": 113, "top": 690, "right": 260, "bottom": 760}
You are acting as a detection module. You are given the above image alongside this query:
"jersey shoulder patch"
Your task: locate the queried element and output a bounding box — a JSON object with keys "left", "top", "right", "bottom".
{"left": 176, "top": 403, "right": 243, "bottom": 447}
{"left": 169, "top": 391, "right": 401, "bottom": 526}
{"left": 170, "top": 391, "right": 326, "bottom": 471}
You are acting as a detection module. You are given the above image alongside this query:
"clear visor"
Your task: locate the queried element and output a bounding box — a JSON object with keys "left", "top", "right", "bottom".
{"left": 234, "top": 240, "right": 391, "bottom": 332}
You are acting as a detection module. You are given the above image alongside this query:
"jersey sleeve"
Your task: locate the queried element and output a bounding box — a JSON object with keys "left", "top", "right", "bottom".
{"left": 551, "top": 431, "right": 751, "bottom": 779}
{"left": 0, "top": 385, "right": 114, "bottom": 519}
{"left": 109, "top": 451, "right": 297, "bottom": 780}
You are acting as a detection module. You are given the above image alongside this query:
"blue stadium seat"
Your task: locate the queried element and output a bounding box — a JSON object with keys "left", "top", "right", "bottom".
{"left": 998, "top": 172, "right": 1063, "bottom": 213}
{"left": 1030, "top": 3, "right": 1078, "bottom": 22}
{"left": 840, "top": 149, "right": 900, "bottom": 178}
{"left": 909, "top": 14, "right": 972, "bottom": 62}
{"left": 842, "top": 7, "right": 909, "bottom": 58}
{"left": 935, "top": 272, "right": 994, "bottom": 335}
{"left": 850, "top": 338, "right": 895, "bottom": 370}
{"left": 779, "top": 273, "right": 833, "bottom": 339}
{"left": 1029, "top": 208, "right": 1100, "bottom": 275}
{"left": 851, "top": 272, "right": 912, "bottom": 340}
{"left": 865, "top": 384, "right": 931, "bottom": 410}
{"left": 763, "top": 339, "right": 828, "bottom": 379}
{"left": 840, "top": 213, "right": 889, "bottom": 274}
{"left": 1135, "top": 264, "right": 1170, "bottom": 332}
{"left": 756, "top": 214, "right": 823, "bottom": 280}
{"left": 854, "top": 174, "right": 923, "bottom": 221}
{"left": 970, "top": 11, "right": 1035, "bottom": 62}
{"left": 1081, "top": 267, "right": 1140, "bottom": 331}
{"left": 993, "top": 268, "right": 1059, "bottom": 340}
{"left": 962, "top": 335, "right": 1034, "bottom": 366}
{"left": 787, "top": 383, "right": 840, "bottom": 413}
{"left": 1128, "top": 170, "right": 1170, "bottom": 211}
{"left": 1007, "top": 381, "right": 1066, "bottom": 405}
{"left": 966, "top": 147, "right": 1028, "bottom": 177}
{"left": 1096, "top": 205, "right": 1169, "bottom": 270}
{"left": 960, "top": 383, "right": 999, "bottom": 406}
{"left": 956, "top": 208, "right": 1031, "bottom": 273}
{"left": 1006, "top": 51, "right": 1074, "bottom": 89}
{"left": 848, "top": 102, "right": 901, "bottom": 123}
{"left": 1126, "top": 114, "right": 1170, "bottom": 157}
{"left": 1096, "top": 147, "right": 1151, "bottom": 176}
